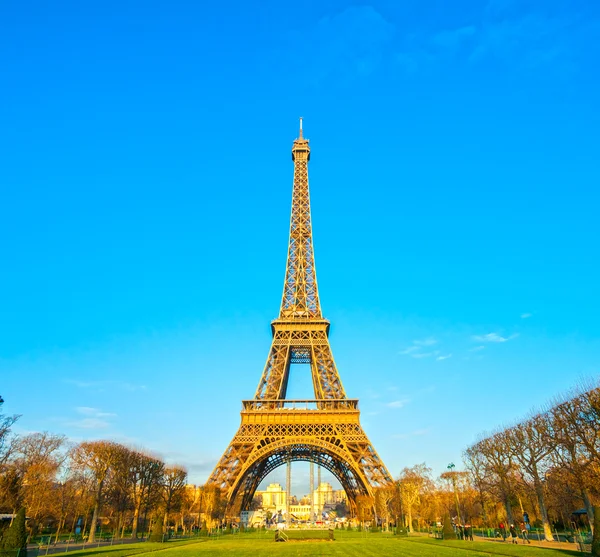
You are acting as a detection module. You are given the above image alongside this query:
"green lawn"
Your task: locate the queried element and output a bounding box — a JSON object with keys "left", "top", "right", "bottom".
{"left": 63, "top": 532, "right": 583, "bottom": 557}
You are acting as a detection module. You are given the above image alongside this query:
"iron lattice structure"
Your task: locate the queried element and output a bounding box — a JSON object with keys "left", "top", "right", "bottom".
{"left": 208, "top": 121, "right": 392, "bottom": 512}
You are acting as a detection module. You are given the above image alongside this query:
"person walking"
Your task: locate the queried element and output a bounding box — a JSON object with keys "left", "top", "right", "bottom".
{"left": 464, "top": 523, "right": 474, "bottom": 541}
{"left": 520, "top": 522, "right": 531, "bottom": 544}
{"left": 498, "top": 522, "right": 506, "bottom": 541}
{"left": 509, "top": 524, "right": 518, "bottom": 544}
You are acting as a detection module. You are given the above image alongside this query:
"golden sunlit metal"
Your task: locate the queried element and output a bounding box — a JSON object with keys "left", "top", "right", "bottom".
{"left": 208, "top": 121, "right": 392, "bottom": 513}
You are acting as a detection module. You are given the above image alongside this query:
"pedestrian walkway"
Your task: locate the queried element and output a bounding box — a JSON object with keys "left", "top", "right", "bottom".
{"left": 29, "top": 536, "right": 146, "bottom": 556}
{"left": 481, "top": 535, "right": 584, "bottom": 552}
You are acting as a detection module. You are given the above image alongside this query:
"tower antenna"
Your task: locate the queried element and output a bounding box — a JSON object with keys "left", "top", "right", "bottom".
{"left": 299, "top": 117, "right": 303, "bottom": 139}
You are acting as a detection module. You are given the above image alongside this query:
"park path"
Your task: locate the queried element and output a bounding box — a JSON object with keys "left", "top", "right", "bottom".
{"left": 29, "top": 537, "right": 148, "bottom": 555}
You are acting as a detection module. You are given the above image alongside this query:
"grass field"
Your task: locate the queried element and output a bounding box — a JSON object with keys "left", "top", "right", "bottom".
{"left": 62, "top": 531, "right": 584, "bottom": 557}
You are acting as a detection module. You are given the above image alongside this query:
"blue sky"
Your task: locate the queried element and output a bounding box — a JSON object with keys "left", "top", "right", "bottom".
{"left": 1, "top": 0, "right": 599, "bottom": 495}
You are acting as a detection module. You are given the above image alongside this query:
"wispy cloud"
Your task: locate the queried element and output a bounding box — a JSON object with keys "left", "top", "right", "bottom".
{"left": 436, "top": 354, "right": 452, "bottom": 361}
{"left": 394, "top": 3, "right": 596, "bottom": 77}
{"left": 521, "top": 313, "right": 532, "bottom": 319}
{"left": 411, "top": 351, "right": 440, "bottom": 359}
{"left": 469, "top": 345, "right": 485, "bottom": 352}
{"left": 64, "top": 379, "right": 147, "bottom": 392}
{"left": 472, "top": 332, "right": 519, "bottom": 343}
{"left": 76, "top": 407, "right": 116, "bottom": 418}
{"left": 387, "top": 399, "right": 410, "bottom": 409}
{"left": 290, "top": 5, "right": 395, "bottom": 82}
{"left": 365, "top": 389, "right": 381, "bottom": 400}
{"left": 414, "top": 337, "right": 437, "bottom": 347}
{"left": 66, "top": 407, "right": 117, "bottom": 430}
{"left": 392, "top": 428, "right": 430, "bottom": 440}
{"left": 432, "top": 25, "right": 476, "bottom": 49}
{"left": 399, "top": 338, "right": 440, "bottom": 358}
{"left": 69, "top": 418, "right": 111, "bottom": 430}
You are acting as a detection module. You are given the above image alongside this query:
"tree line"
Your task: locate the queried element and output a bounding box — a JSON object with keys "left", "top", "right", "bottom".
{"left": 1, "top": 382, "right": 598, "bottom": 544}
{"left": 0, "top": 402, "right": 224, "bottom": 545}
{"left": 364, "top": 383, "right": 600, "bottom": 537}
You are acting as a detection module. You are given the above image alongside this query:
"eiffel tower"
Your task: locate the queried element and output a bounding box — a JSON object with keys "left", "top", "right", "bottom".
{"left": 208, "top": 120, "right": 392, "bottom": 512}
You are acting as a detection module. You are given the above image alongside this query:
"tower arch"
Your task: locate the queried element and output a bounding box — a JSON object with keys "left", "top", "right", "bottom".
{"left": 207, "top": 122, "right": 392, "bottom": 514}
{"left": 229, "top": 438, "right": 371, "bottom": 511}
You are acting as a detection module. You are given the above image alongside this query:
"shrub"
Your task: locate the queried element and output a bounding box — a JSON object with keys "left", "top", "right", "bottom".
{"left": 592, "top": 506, "right": 600, "bottom": 557}
{"left": 442, "top": 514, "right": 456, "bottom": 540}
{"left": 149, "top": 516, "right": 165, "bottom": 543}
{"left": 0, "top": 508, "right": 27, "bottom": 557}
{"left": 396, "top": 526, "right": 409, "bottom": 536}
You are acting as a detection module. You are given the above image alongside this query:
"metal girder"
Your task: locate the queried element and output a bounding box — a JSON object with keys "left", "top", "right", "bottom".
{"left": 207, "top": 122, "right": 392, "bottom": 514}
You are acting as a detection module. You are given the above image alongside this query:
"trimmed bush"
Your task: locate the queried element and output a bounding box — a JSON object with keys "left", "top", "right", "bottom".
{"left": 148, "top": 516, "right": 165, "bottom": 543}
{"left": 396, "top": 526, "right": 409, "bottom": 536}
{"left": 0, "top": 508, "right": 27, "bottom": 557}
{"left": 592, "top": 506, "right": 600, "bottom": 557}
{"left": 442, "top": 514, "right": 456, "bottom": 540}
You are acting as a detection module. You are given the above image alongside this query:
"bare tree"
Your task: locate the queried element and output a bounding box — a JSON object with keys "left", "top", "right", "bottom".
{"left": 505, "top": 415, "right": 554, "bottom": 540}
{"left": 373, "top": 486, "right": 395, "bottom": 530}
{"left": 398, "top": 463, "right": 433, "bottom": 532}
{"left": 464, "top": 445, "right": 490, "bottom": 523}
{"left": 355, "top": 494, "right": 375, "bottom": 529}
{"left": 179, "top": 485, "right": 201, "bottom": 532}
{"left": 51, "top": 466, "right": 86, "bottom": 544}
{"left": 469, "top": 431, "right": 519, "bottom": 526}
{"left": 12, "top": 432, "right": 66, "bottom": 531}
{"left": 0, "top": 465, "right": 23, "bottom": 516}
{"left": 549, "top": 392, "right": 598, "bottom": 530}
{"left": 0, "top": 398, "right": 20, "bottom": 467}
{"left": 161, "top": 466, "right": 187, "bottom": 530}
{"left": 129, "top": 451, "right": 164, "bottom": 538}
{"left": 198, "top": 485, "right": 223, "bottom": 531}
{"left": 104, "top": 443, "right": 136, "bottom": 537}
{"left": 71, "top": 440, "right": 121, "bottom": 542}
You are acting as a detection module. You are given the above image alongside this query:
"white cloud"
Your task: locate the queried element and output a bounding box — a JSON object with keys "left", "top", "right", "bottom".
{"left": 69, "top": 418, "right": 111, "bottom": 430}
{"left": 387, "top": 399, "right": 410, "bottom": 409}
{"left": 64, "top": 379, "right": 147, "bottom": 392}
{"left": 436, "top": 354, "right": 452, "bottom": 361}
{"left": 412, "top": 350, "right": 440, "bottom": 359}
{"left": 472, "top": 332, "right": 519, "bottom": 343}
{"left": 400, "top": 338, "right": 444, "bottom": 358}
{"left": 76, "top": 407, "right": 116, "bottom": 418}
{"left": 469, "top": 345, "right": 485, "bottom": 352}
{"left": 66, "top": 407, "right": 117, "bottom": 430}
{"left": 414, "top": 337, "right": 437, "bottom": 347}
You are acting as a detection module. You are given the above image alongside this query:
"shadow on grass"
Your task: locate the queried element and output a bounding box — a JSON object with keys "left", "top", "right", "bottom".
{"left": 62, "top": 539, "right": 208, "bottom": 557}
{"left": 404, "top": 537, "right": 583, "bottom": 557}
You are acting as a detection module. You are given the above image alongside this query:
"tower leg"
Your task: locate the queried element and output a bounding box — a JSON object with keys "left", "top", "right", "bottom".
{"left": 317, "top": 466, "right": 322, "bottom": 518}
{"left": 286, "top": 457, "right": 291, "bottom": 527}
{"left": 310, "top": 462, "right": 315, "bottom": 521}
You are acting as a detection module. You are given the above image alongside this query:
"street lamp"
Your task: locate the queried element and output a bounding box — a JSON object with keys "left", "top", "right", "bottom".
{"left": 447, "top": 463, "right": 462, "bottom": 525}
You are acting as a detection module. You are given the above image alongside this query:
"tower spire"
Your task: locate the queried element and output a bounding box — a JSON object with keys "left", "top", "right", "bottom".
{"left": 207, "top": 124, "right": 393, "bottom": 517}
{"left": 281, "top": 118, "right": 320, "bottom": 319}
